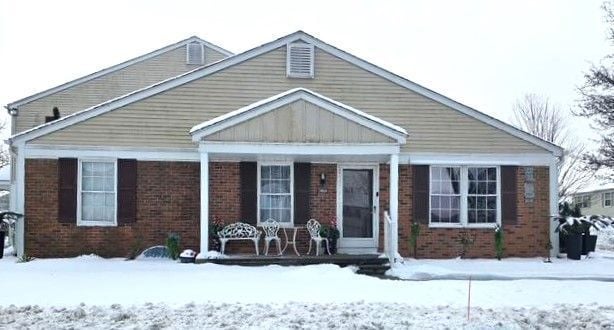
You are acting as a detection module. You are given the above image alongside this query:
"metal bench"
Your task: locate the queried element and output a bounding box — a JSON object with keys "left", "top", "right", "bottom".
{"left": 217, "top": 222, "right": 261, "bottom": 255}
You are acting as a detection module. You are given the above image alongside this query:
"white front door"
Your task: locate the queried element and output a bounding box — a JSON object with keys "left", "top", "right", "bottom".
{"left": 337, "top": 164, "right": 379, "bottom": 253}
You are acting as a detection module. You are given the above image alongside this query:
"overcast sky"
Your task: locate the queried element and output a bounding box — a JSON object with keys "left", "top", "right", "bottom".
{"left": 0, "top": 0, "right": 610, "bottom": 145}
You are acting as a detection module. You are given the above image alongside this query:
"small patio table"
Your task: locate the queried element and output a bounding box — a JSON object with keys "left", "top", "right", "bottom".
{"left": 281, "top": 226, "right": 302, "bottom": 256}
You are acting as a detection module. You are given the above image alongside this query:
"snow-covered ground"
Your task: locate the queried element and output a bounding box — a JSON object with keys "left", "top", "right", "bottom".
{"left": 2, "top": 302, "right": 613, "bottom": 329}
{"left": 1, "top": 255, "right": 613, "bottom": 328}
{"left": 388, "top": 252, "right": 614, "bottom": 280}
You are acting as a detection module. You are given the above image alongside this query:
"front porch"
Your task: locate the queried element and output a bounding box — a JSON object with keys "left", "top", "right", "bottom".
{"left": 192, "top": 88, "right": 407, "bottom": 263}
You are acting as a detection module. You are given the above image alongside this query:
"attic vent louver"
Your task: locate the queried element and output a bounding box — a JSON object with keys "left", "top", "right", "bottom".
{"left": 287, "top": 43, "right": 314, "bottom": 78}
{"left": 187, "top": 42, "right": 204, "bottom": 65}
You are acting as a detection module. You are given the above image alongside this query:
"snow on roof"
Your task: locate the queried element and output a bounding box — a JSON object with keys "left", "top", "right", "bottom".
{"left": 576, "top": 182, "right": 614, "bottom": 194}
{"left": 189, "top": 88, "right": 408, "bottom": 138}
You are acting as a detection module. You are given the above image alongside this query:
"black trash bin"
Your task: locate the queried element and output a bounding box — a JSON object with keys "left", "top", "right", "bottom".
{"left": 0, "top": 230, "right": 5, "bottom": 259}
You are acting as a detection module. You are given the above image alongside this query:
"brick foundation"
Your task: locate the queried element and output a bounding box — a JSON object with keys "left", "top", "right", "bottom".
{"left": 25, "top": 159, "right": 550, "bottom": 259}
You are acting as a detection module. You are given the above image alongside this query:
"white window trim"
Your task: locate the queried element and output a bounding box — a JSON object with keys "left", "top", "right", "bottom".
{"left": 604, "top": 192, "right": 613, "bottom": 208}
{"left": 186, "top": 42, "right": 205, "bottom": 65}
{"left": 77, "top": 158, "right": 118, "bottom": 227}
{"left": 256, "top": 162, "right": 294, "bottom": 227}
{"left": 286, "top": 42, "right": 315, "bottom": 78}
{"left": 428, "top": 165, "right": 501, "bottom": 229}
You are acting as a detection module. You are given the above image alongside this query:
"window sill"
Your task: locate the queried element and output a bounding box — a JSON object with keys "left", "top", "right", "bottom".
{"left": 429, "top": 223, "right": 499, "bottom": 229}
{"left": 77, "top": 221, "right": 118, "bottom": 227}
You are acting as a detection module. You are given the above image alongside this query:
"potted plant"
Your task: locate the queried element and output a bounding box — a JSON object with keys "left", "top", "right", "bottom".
{"left": 209, "top": 217, "right": 224, "bottom": 252}
{"left": 320, "top": 218, "right": 340, "bottom": 254}
{"left": 553, "top": 215, "right": 612, "bottom": 260}
{"left": 554, "top": 217, "right": 585, "bottom": 260}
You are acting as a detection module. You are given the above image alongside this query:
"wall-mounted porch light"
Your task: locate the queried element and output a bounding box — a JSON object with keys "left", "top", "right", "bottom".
{"left": 320, "top": 173, "right": 327, "bottom": 192}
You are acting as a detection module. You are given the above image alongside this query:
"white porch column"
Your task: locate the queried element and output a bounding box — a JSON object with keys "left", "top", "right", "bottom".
{"left": 199, "top": 151, "right": 209, "bottom": 253}
{"left": 549, "top": 156, "right": 560, "bottom": 258}
{"left": 389, "top": 153, "right": 399, "bottom": 261}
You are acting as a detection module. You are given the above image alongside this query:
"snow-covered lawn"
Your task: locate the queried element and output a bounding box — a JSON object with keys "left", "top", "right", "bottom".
{"left": 1, "top": 255, "right": 614, "bottom": 328}
{"left": 388, "top": 252, "right": 614, "bottom": 280}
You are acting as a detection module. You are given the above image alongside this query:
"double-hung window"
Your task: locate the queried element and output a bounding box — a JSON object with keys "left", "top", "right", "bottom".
{"left": 430, "top": 167, "right": 461, "bottom": 224}
{"left": 574, "top": 195, "right": 591, "bottom": 209}
{"left": 258, "top": 164, "right": 293, "bottom": 225}
{"left": 604, "top": 192, "right": 613, "bottom": 207}
{"left": 78, "top": 160, "right": 117, "bottom": 226}
{"left": 430, "top": 166, "right": 500, "bottom": 227}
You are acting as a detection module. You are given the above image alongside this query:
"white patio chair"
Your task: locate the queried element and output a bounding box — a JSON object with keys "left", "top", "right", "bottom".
{"left": 261, "top": 219, "right": 282, "bottom": 256}
{"left": 306, "top": 219, "right": 331, "bottom": 256}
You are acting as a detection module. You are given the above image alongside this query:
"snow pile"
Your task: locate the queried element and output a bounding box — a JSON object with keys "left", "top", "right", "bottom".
{"left": 2, "top": 256, "right": 614, "bottom": 308}
{"left": 1, "top": 302, "right": 613, "bottom": 329}
{"left": 598, "top": 227, "right": 614, "bottom": 252}
{"left": 388, "top": 255, "right": 614, "bottom": 280}
{"left": 196, "top": 250, "right": 225, "bottom": 259}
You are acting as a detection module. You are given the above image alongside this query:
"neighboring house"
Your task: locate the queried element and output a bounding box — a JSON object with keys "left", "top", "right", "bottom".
{"left": 571, "top": 183, "right": 614, "bottom": 217}
{"left": 0, "top": 165, "right": 9, "bottom": 210}
{"left": 5, "top": 31, "right": 563, "bottom": 260}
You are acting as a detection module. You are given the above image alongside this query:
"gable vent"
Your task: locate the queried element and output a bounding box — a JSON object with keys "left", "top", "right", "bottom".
{"left": 187, "top": 42, "right": 205, "bottom": 65}
{"left": 287, "top": 43, "right": 314, "bottom": 78}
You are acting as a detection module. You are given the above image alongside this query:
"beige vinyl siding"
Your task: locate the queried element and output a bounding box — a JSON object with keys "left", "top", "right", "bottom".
{"left": 15, "top": 45, "right": 229, "bottom": 132}
{"left": 205, "top": 99, "right": 394, "bottom": 143}
{"left": 33, "top": 47, "right": 547, "bottom": 154}
{"left": 574, "top": 190, "right": 614, "bottom": 217}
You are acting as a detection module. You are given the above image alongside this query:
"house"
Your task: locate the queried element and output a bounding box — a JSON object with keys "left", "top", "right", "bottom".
{"left": 571, "top": 183, "right": 614, "bottom": 217}
{"left": 0, "top": 165, "right": 10, "bottom": 210}
{"left": 5, "top": 31, "right": 563, "bottom": 260}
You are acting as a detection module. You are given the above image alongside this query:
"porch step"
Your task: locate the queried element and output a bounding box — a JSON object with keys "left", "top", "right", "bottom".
{"left": 197, "top": 254, "right": 390, "bottom": 277}
{"left": 355, "top": 263, "right": 391, "bottom": 277}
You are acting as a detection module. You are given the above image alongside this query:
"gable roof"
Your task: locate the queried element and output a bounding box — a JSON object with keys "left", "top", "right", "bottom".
{"left": 6, "top": 36, "right": 233, "bottom": 109}
{"left": 190, "top": 88, "right": 407, "bottom": 143}
{"left": 8, "top": 30, "right": 563, "bottom": 156}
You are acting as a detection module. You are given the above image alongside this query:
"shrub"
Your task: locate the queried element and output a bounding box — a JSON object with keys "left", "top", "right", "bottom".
{"left": 165, "top": 233, "right": 181, "bottom": 260}
{"left": 494, "top": 224, "right": 504, "bottom": 260}
{"left": 409, "top": 222, "right": 420, "bottom": 258}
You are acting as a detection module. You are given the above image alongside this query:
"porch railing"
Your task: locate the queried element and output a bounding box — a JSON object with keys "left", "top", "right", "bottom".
{"left": 383, "top": 211, "right": 394, "bottom": 264}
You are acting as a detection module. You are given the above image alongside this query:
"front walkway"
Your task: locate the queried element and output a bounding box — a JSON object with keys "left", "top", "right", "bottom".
{"left": 388, "top": 252, "right": 614, "bottom": 281}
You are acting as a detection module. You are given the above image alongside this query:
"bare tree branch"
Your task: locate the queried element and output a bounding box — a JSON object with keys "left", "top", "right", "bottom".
{"left": 512, "top": 93, "right": 594, "bottom": 201}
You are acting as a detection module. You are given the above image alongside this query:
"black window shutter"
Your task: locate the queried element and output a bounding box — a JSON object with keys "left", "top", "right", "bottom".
{"left": 412, "top": 165, "right": 430, "bottom": 225}
{"left": 294, "top": 163, "right": 311, "bottom": 226}
{"left": 117, "top": 159, "right": 137, "bottom": 225}
{"left": 500, "top": 166, "right": 518, "bottom": 226}
{"left": 58, "top": 158, "right": 78, "bottom": 223}
{"left": 240, "top": 162, "right": 258, "bottom": 225}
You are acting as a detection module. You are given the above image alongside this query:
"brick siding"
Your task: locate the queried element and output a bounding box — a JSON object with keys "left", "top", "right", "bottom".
{"left": 25, "top": 159, "right": 550, "bottom": 259}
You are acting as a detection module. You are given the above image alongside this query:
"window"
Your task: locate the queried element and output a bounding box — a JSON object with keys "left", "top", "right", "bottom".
{"left": 574, "top": 195, "right": 591, "bottom": 208}
{"left": 286, "top": 42, "right": 314, "bottom": 78}
{"left": 604, "top": 192, "right": 613, "bottom": 207}
{"left": 430, "top": 167, "right": 461, "bottom": 224}
{"left": 78, "top": 160, "right": 116, "bottom": 226}
{"left": 467, "top": 167, "right": 498, "bottom": 224}
{"left": 258, "top": 164, "right": 293, "bottom": 225}
{"left": 430, "top": 166, "right": 499, "bottom": 227}
{"left": 186, "top": 42, "right": 204, "bottom": 65}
